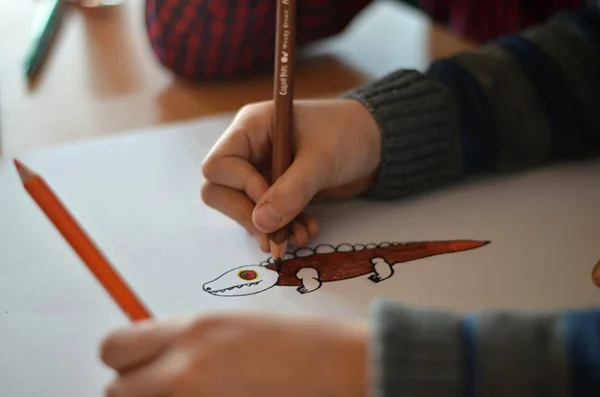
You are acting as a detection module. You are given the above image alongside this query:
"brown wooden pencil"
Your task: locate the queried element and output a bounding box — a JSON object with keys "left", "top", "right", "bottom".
{"left": 270, "top": 0, "right": 296, "bottom": 263}
{"left": 14, "top": 159, "right": 153, "bottom": 322}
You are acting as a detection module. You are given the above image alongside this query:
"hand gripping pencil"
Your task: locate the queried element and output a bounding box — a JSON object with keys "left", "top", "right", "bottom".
{"left": 14, "top": 159, "right": 152, "bottom": 322}
{"left": 270, "top": 0, "right": 296, "bottom": 266}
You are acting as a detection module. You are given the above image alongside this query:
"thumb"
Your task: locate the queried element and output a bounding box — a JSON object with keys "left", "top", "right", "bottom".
{"left": 252, "top": 154, "right": 327, "bottom": 233}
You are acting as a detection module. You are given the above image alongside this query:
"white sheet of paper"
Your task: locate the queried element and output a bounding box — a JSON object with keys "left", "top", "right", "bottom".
{"left": 0, "top": 114, "right": 599, "bottom": 396}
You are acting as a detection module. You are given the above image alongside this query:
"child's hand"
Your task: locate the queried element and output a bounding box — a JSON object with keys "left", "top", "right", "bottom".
{"left": 100, "top": 313, "right": 368, "bottom": 397}
{"left": 201, "top": 99, "right": 381, "bottom": 251}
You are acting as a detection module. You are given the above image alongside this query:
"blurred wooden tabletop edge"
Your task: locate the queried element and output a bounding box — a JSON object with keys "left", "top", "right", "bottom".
{"left": 0, "top": 0, "right": 478, "bottom": 157}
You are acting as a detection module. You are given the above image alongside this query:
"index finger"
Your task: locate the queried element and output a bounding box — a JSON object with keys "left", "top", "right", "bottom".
{"left": 207, "top": 101, "right": 274, "bottom": 165}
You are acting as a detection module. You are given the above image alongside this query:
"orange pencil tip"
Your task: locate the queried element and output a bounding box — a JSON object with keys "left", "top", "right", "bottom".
{"left": 13, "top": 158, "right": 24, "bottom": 170}
{"left": 13, "top": 158, "right": 34, "bottom": 182}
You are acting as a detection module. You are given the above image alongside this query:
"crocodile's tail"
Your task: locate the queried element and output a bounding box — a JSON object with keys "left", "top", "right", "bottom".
{"left": 418, "top": 240, "right": 490, "bottom": 254}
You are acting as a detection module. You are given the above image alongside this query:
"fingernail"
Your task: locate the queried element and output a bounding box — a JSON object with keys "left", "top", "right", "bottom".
{"left": 254, "top": 202, "right": 283, "bottom": 231}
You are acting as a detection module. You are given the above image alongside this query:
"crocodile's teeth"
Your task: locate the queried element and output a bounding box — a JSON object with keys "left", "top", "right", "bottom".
{"left": 211, "top": 280, "right": 261, "bottom": 295}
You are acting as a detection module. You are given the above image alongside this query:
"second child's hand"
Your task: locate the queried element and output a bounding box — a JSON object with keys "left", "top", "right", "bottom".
{"left": 100, "top": 313, "right": 369, "bottom": 397}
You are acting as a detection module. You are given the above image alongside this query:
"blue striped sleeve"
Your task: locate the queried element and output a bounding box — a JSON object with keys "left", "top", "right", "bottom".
{"left": 494, "top": 33, "right": 586, "bottom": 159}
{"left": 461, "top": 308, "right": 600, "bottom": 396}
{"left": 371, "top": 300, "right": 600, "bottom": 397}
{"left": 426, "top": 59, "right": 498, "bottom": 174}
{"left": 425, "top": 4, "right": 600, "bottom": 180}
{"left": 562, "top": 309, "right": 600, "bottom": 396}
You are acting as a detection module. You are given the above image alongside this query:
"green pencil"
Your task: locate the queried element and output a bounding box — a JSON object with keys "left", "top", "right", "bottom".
{"left": 24, "top": 0, "right": 65, "bottom": 79}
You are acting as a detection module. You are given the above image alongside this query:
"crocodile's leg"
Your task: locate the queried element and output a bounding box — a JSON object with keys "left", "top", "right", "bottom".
{"left": 295, "top": 268, "right": 322, "bottom": 294}
{"left": 368, "top": 257, "right": 394, "bottom": 283}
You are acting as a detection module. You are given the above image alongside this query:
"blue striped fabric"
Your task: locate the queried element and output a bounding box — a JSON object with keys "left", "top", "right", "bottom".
{"left": 495, "top": 34, "right": 585, "bottom": 158}
{"left": 562, "top": 310, "right": 600, "bottom": 397}
{"left": 460, "top": 315, "right": 477, "bottom": 397}
{"left": 426, "top": 59, "right": 498, "bottom": 174}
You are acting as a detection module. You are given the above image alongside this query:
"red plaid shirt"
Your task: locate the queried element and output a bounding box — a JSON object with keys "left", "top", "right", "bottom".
{"left": 144, "top": 0, "right": 584, "bottom": 81}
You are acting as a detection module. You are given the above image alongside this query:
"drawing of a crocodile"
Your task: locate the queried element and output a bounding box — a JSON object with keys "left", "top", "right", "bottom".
{"left": 202, "top": 239, "right": 490, "bottom": 296}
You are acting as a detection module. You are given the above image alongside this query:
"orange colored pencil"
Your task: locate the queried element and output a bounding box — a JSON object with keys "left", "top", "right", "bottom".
{"left": 14, "top": 159, "right": 152, "bottom": 322}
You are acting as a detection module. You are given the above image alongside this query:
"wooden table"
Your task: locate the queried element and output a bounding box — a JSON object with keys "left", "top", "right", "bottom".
{"left": 0, "top": 0, "right": 476, "bottom": 157}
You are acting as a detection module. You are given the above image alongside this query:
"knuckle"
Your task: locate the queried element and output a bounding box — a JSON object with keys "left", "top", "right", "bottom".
{"left": 236, "top": 101, "right": 266, "bottom": 117}
{"left": 200, "top": 156, "right": 218, "bottom": 181}
{"left": 180, "top": 314, "right": 234, "bottom": 344}
{"left": 188, "top": 314, "right": 228, "bottom": 334}
{"left": 234, "top": 101, "right": 272, "bottom": 126}
{"left": 237, "top": 102, "right": 257, "bottom": 116}
{"left": 199, "top": 181, "right": 215, "bottom": 206}
{"left": 231, "top": 104, "right": 259, "bottom": 127}
{"left": 98, "top": 334, "right": 119, "bottom": 365}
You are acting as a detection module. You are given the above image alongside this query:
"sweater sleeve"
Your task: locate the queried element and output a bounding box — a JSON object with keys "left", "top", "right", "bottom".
{"left": 369, "top": 300, "right": 600, "bottom": 397}
{"left": 343, "top": 5, "right": 600, "bottom": 200}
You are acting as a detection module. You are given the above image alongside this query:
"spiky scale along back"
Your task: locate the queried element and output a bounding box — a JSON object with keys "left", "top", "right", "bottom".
{"left": 261, "top": 240, "right": 490, "bottom": 286}
{"left": 259, "top": 241, "right": 407, "bottom": 267}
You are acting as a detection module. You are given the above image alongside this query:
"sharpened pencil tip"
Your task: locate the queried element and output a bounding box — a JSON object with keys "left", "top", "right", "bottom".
{"left": 13, "top": 158, "right": 35, "bottom": 182}
{"left": 13, "top": 158, "right": 23, "bottom": 171}
{"left": 269, "top": 239, "right": 288, "bottom": 261}
{"left": 274, "top": 257, "right": 284, "bottom": 272}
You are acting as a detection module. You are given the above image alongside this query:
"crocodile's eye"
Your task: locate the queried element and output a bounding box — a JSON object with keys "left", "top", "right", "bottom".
{"left": 238, "top": 270, "right": 257, "bottom": 280}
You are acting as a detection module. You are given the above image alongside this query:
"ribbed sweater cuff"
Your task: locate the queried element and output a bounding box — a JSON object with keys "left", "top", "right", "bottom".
{"left": 371, "top": 300, "right": 573, "bottom": 397}
{"left": 370, "top": 300, "right": 465, "bottom": 397}
{"left": 463, "top": 310, "right": 568, "bottom": 397}
{"left": 342, "top": 70, "right": 463, "bottom": 200}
